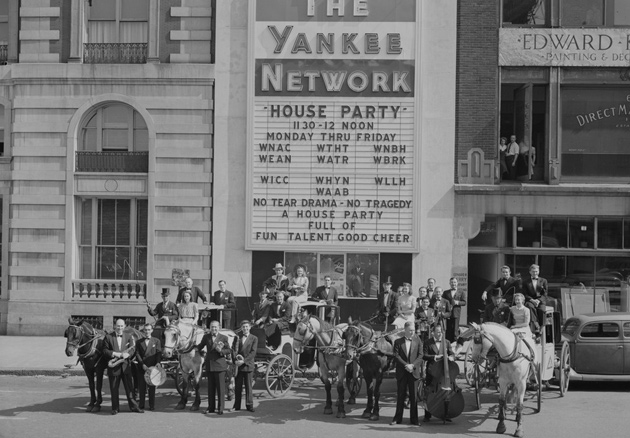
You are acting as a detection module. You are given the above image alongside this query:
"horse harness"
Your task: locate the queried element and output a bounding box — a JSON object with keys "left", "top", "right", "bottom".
{"left": 475, "top": 329, "right": 535, "bottom": 364}
{"left": 67, "top": 324, "right": 105, "bottom": 364}
{"left": 165, "top": 323, "right": 200, "bottom": 355}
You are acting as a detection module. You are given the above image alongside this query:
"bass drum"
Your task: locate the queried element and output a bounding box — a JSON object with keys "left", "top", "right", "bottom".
{"left": 144, "top": 364, "right": 167, "bottom": 387}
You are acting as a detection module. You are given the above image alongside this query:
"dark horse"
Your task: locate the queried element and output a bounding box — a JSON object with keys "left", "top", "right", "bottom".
{"left": 344, "top": 318, "right": 396, "bottom": 421}
{"left": 64, "top": 318, "right": 107, "bottom": 412}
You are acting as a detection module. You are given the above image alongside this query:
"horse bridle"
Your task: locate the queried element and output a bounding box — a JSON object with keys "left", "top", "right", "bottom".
{"left": 164, "top": 323, "right": 199, "bottom": 355}
{"left": 66, "top": 324, "right": 103, "bottom": 360}
{"left": 344, "top": 324, "right": 373, "bottom": 357}
{"left": 472, "top": 327, "right": 530, "bottom": 364}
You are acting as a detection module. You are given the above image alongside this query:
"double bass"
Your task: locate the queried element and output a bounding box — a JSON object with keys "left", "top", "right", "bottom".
{"left": 425, "top": 318, "right": 465, "bottom": 422}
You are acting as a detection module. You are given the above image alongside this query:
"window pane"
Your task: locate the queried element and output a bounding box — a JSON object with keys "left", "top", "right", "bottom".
{"left": 566, "top": 256, "right": 594, "bottom": 286}
{"left": 134, "top": 111, "right": 147, "bottom": 129}
{"left": 82, "top": 127, "right": 97, "bottom": 151}
{"left": 569, "top": 218, "right": 594, "bottom": 249}
{"left": 595, "top": 256, "right": 629, "bottom": 312}
{"left": 121, "top": 0, "right": 149, "bottom": 20}
{"left": 120, "top": 22, "right": 148, "bottom": 43}
{"left": 0, "top": 1, "right": 8, "bottom": 14}
{"left": 102, "top": 129, "right": 129, "bottom": 150}
{"left": 103, "top": 105, "right": 129, "bottom": 124}
{"left": 598, "top": 218, "right": 623, "bottom": 249}
{"left": 116, "top": 200, "right": 130, "bottom": 246}
{"left": 134, "top": 128, "right": 148, "bottom": 151}
{"left": 516, "top": 217, "right": 541, "bottom": 248}
{"left": 81, "top": 199, "right": 92, "bottom": 245}
{"left": 561, "top": 0, "right": 603, "bottom": 26}
{"left": 470, "top": 217, "right": 498, "bottom": 247}
{"left": 79, "top": 246, "right": 92, "bottom": 278}
{"left": 543, "top": 217, "right": 567, "bottom": 248}
{"left": 136, "top": 200, "right": 147, "bottom": 246}
{"left": 89, "top": 0, "right": 116, "bottom": 20}
{"left": 625, "top": 219, "right": 630, "bottom": 249}
{"left": 97, "top": 246, "right": 130, "bottom": 280}
{"left": 136, "top": 247, "right": 147, "bottom": 280}
{"left": 0, "top": 22, "right": 7, "bottom": 44}
{"left": 613, "top": 0, "right": 630, "bottom": 25}
{"left": 505, "top": 217, "right": 514, "bottom": 247}
{"left": 98, "top": 199, "right": 117, "bottom": 245}
{"left": 503, "top": 0, "right": 547, "bottom": 25}
{"left": 580, "top": 323, "right": 619, "bottom": 338}
{"left": 561, "top": 87, "right": 630, "bottom": 178}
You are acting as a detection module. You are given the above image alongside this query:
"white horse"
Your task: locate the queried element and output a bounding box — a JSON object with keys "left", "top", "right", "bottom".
{"left": 465, "top": 322, "right": 539, "bottom": 438}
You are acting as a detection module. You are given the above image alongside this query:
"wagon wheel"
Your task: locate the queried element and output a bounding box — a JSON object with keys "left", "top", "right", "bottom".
{"left": 345, "top": 361, "right": 363, "bottom": 396}
{"left": 474, "top": 362, "right": 482, "bottom": 410}
{"left": 534, "top": 361, "right": 542, "bottom": 413}
{"left": 265, "top": 354, "right": 295, "bottom": 398}
{"left": 464, "top": 343, "right": 487, "bottom": 387}
{"left": 559, "top": 341, "right": 571, "bottom": 397}
{"left": 175, "top": 366, "right": 196, "bottom": 398}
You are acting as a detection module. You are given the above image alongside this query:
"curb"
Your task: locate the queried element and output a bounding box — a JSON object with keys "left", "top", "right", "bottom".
{"left": 0, "top": 369, "right": 86, "bottom": 377}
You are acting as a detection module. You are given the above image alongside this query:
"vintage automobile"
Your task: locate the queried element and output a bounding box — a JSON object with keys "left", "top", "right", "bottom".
{"left": 562, "top": 312, "right": 630, "bottom": 382}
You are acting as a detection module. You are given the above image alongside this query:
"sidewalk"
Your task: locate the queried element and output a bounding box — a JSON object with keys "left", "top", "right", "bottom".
{"left": 0, "top": 336, "right": 84, "bottom": 376}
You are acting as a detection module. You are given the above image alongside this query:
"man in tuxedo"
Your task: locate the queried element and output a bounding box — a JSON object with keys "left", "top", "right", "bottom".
{"left": 267, "top": 263, "right": 289, "bottom": 296}
{"left": 103, "top": 319, "right": 142, "bottom": 415}
{"left": 430, "top": 287, "right": 452, "bottom": 321}
{"left": 134, "top": 323, "right": 162, "bottom": 411}
{"left": 522, "top": 264, "right": 550, "bottom": 329}
{"left": 426, "top": 278, "right": 436, "bottom": 301}
{"left": 147, "top": 288, "right": 179, "bottom": 329}
{"left": 390, "top": 321, "right": 423, "bottom": 426}
{"left": 443, "top": 277, "right": 467, "bottom": 342}
{"left": 483, "top": 288, "right": 510, "bottom": 326}
{"left": 232, "top": 320, "right": 258, "bottom": 412}
{"left": 482, "top": 265, "right": 520, "bottom": 305}
{"left": 176, "top": 277, "right": 208, "bottom": 305}
{"left": 269, "top": 291, "right": 293, "bottom": 334}
{"left": 422, "top": 323, "right": 455, "bottom": 422}
{"left": 415, "top": 297, "right": 435, "bottom": 344}
{"left": 212, "top": 280, "right": 236, "bottom": 329}
{"left": 312, "top": 275, "right": 339, "bottom": 322}
{"left": 252, "top": 288, "right": 272, "bottom": 327}
{"left": 198, "top": 320, "right": 232, "bottom": 415}
{"left": 376, "top": 278, "right": 398, "bottom": 325}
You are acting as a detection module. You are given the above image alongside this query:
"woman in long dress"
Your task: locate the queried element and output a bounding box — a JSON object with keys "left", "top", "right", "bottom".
{"left": 509, "top": 292, "right": 532, "bottom": 338}
{"left": 287, "top": 266, "right": 309, "bottom": 322}
{"left": 393, "top": 283, "right": 416, "bottom": 329}
{"left": 178, "top": 290, "right": 199, "bottom": 325}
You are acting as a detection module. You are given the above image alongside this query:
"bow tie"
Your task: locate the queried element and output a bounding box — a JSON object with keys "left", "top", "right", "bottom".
{"left": 116, "top": 335, "right": 123, "bottom": 338}
{"left": 405, "top": 337, "right": 412, "bottom": 341}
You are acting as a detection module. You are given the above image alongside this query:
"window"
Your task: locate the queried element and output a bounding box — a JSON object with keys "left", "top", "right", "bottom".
{"left": 503, "top": 0, "right": 549, "bottom": 26}
{"left": 0, "top": 104, "right": 5, "bottom": 156}
{"left": 81, "top": 104, "right": 147, "bottom": 152}
{"left": 79, "top": 198, "right": 147, "bottom": 281}
{"left": 561, "top": 0, "right": 630, "bottom": 27}
{"left": 87, "top": 0, "right": 149, "bottom": 44}
{"left": 580, "top": 322, "right": 619, "bottom": 338}
{"left": 561, "top": 87, "right": 630, "bottom": 180}
{"left": 0, "top": 0, "right": 7, "bottom": 65}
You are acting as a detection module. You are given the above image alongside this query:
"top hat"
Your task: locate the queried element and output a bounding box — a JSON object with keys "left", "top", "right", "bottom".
{"left": 161, "top": 288, "right": 170, "bottom": 296}
{"left": 273, "top": 263, "right": 285, "bottom": 271}
{"left": 383, "top": 276, "right": 393, "bottom": 286}
{"left": 489, "top": 287, "right": 503, "bottom": 298}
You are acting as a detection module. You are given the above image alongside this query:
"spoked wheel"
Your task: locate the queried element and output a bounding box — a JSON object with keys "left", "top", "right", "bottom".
{"left": 559, "top": 341, "right": 571, "bottom": 397}
{"left": 534, "top": 362, "right": 542, "bottom": 413}
{"left": 175, "top": 366, "right": 196, "bottom": 397}
{"left": 464, "top": 344, "right": 488, "bottom": 387}
{"left": 474, "top": 362, "right": 481, "bottom": 410}
{"left": 265, "top": 354, "right": 295, "bottom": 398}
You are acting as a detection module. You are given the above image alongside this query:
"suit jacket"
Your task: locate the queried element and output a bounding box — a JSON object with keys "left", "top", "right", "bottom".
{"left": 148, "top": 301, "right": 179, "bottom": 326}
{"left": 444, "top": 288, "right": 467, "bottom": 319}
{"left": 213, "top": 290, "right": 236, "bottom": 325}
{"left": 135, "top": 337, "right": 162, "bottom": 369}
{"left": 522, "top": 276, "right": 548, "bottom": 303}
{"left": 312, "top": 285, "right": 339, "bottom": 304}
{"left": 430, "top": 297, "right": 452, "bottom": 318}
{"left": 232, "top": 333, "right": 258, "bottom": 373}
{"left": 483, "top": 301, "right": 510, "bottom": 325}
{"left": 422, "top": 336, "right": 454, "bottom": 372}
{"left": 198, "top": 332, "right": 232, "bottom": 372}
{"left": 267, "top": 275, "right": 289, "bottom": 293}
{"left": 377, "top": 290, "right": 398, "bottom": 317}
{"left": 485, "top": 276, "right": 520, "bottom": 302}
{"left": 103, "top": 332, "right": 136, "bottom": 376}
{"left": 393, "top": 335, "right": 423, "bottom": 380}
{"left": 252, "top": 299, "right": 272, "bottom": 325}
{"left": 415, "top": 307, "right": 436, "bottom": 332}
{"left": 176, "top": 286, "right": 207, "bottom": 304}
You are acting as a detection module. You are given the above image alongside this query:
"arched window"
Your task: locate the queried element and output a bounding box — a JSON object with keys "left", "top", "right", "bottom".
{"left": 81, "top": 103, "right": 148, "bottom": 152}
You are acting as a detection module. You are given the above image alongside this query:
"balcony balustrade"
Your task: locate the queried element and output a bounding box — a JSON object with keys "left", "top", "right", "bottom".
{"left": 83, "top": 43, "right": 147, "bottom": 64}
{"left": 72, "top": 279, "right": 147, "bottom": 301}
{"left": 76, "top": 151, "right": 148, "bottom": 172}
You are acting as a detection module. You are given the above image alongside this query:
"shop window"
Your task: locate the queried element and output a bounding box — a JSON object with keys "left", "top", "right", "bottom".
{"left": 516, "top": 217, "right": 541, "bottom": 247}
{"left": 625, "top": 219, "right": 630, "bottom": 249}
{"left": 598, "top": 218, "right": 623, "bottom": 249}
{"left": 78, "top": 198, "right": 147, "bottom": 281}
{"left": 561, "top": 0, "right": 630, "bottom": 27}
{"left": 500, "top": 84, "right": 547, "bottom": 182}
{"left": 569, "top": 218, "right": 594, "bottom": 249}
{"left": 543, "top": 217, "right": 568, "bottom": 248}
{"left": 503, "top": 0, "right": 549, "bottom": 26}
{"left": 561, "top": 87, "right": 630, "bottom": 180}
{"left": 470, "top": 216, "right": 499, "bottom": 247}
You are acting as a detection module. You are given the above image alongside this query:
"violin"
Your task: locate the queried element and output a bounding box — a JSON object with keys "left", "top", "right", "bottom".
{"left": 425, "top": 318, "right": 465, "bottom": 422}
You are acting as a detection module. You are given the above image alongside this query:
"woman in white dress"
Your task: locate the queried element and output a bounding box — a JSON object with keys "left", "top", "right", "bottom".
{"left": 393, "top": 283, "right": 416, "bottom": 329}
{"left": 177, "top": 290, "right": 198, "bottom": 325}
{"left": 287, "top": 266, "right": 309, "bottom": 322}
{"left": 509, "top": 293, "right": 532, "bottom": 338}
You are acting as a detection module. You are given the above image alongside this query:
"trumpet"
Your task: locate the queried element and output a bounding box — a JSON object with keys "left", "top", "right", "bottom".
{"left": 108, "top": 345, "right": 135, "bottom": 368}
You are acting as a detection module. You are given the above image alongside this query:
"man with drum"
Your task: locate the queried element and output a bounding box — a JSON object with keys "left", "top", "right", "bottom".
{"left": 103, "top": 319, "right": 142, "bottom": 415}
{"left": 232, "top": 320, "right": 258, "bottom": 413}
{"left": 134, "top": 323, "right": 162, "bottom": 411}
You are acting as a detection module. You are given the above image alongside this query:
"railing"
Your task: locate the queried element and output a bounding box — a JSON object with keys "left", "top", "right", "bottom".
{"left": 83, "top": 43, "right": 147, "bottom": 64}
{"left": 76, "top": 151, "right": 149, "bottom": 172}
{"left": 0, "top": 45, "right": 7, "bottom": 65}
{"left": 72, "top": 279, "right": 147, "bottom": 301}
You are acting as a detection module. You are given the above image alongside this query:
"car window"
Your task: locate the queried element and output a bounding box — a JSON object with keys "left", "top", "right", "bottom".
{"left": 562, "top": 318, "right": 581, "bottom": 337}
{"left": 579, "top": 322, "right": 619, "bottom": 338}
{"left": 624, "top": 322, "right": 630, "bottom": 338}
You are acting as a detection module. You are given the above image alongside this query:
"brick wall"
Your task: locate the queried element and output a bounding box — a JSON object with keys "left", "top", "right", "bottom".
{"left": 456, "top": 0, "right": 500, "bottom": 181}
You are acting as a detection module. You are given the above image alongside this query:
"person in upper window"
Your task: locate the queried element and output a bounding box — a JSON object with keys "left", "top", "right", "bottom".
{"left": 505, "top": 134, "right": 519, "bottom": 180}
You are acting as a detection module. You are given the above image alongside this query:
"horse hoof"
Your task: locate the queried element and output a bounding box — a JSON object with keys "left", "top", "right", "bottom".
{"left": 175, "top": 403, "right": 186, "bottom": 410}
{"left": 496, "top": 422, "right": 507, "bottom": 434}
{"left": 347, "top": 398, "right": 356, "bottom": 405}
{"left": 92, "top": 406, "right": 101, "bottom": 413}
{"left": 369, "top": 414, "right": 380, "bottom": 422}
{"left": 514, "top": 429, "right": 524, "bottom": 438}
{"left": 86, "top": 406, "right": 94, "bottom": 413}
{"left": 337, "top": 411, "right": 346, "bottom": 419}
{"left": 324, "top": 408, "right": 333, "bottom": 415}
{"left": 190, "top": 405, "right": 199, "bottom": 412}
{"left": 361, "top": 411, "right": 371, "bottom": 419}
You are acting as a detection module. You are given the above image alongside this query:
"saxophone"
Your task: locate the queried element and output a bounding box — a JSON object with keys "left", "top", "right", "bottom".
{"left": 108, "top": 344, "right": 135, "bottom": 368}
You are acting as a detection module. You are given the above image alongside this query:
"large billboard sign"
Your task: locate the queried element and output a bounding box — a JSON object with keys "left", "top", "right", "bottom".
{"left": 246, "top": 0, "right": 419, "bottom": 251}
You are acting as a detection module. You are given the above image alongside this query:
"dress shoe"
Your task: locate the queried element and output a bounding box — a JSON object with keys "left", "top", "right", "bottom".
{"left": 111, "top": 410, "right": 118, "bottom": 416}
{"left": 411, "top": 421, "right": 421, "bottom": 426}
{"left": 389, "top": 420, "right": 400, "bottom": 425}
{"left": 233, "top": 407, "right": 241, "bottom": 411}
{"left": 131, "top": 407, "right": 144, "bottom": 413}
{"left": 149, "top": 407, "right": 155, "bottom": 411}
{"left": 139, "top": 405, "right": 145, "bottom": 410}
{"left": 217, "top": 410, "right": 224, "bottom": 415}
{"left": 423, "top": 416, "right": 430, "bottom": 422}
{"left": 246, "top": 406, "right": 255, "bottom": 413}
{"left": 204, "top": 409, "right": 215, "bottom": 414}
